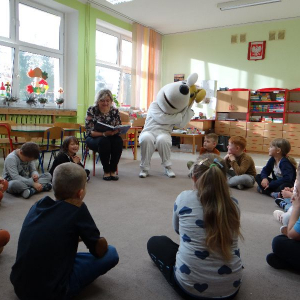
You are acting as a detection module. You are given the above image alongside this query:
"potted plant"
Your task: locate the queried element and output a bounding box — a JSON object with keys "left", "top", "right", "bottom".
{"left": 3, "top": 96, "right": 19, "bottom": 106}
{"left": 38, "top": 97, "right": 48, "bottom": 108}
{"left": 25, "top": 94, "right": 37, "bottom": 107}
{"left": 55, "top": 87, "right": 64, "bottom": 108}
{"left": 112, "top": 94, "right": 120, "bottom": 108}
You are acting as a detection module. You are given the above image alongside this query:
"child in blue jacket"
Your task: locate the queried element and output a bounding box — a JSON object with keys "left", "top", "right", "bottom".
{"left": 255, "top": 138, "right": 297, "bottom": 196}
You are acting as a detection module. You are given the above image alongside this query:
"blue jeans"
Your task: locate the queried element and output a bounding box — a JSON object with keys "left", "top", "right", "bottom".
{"left": 66, "top": 245, "right": 119, "bottom": 299}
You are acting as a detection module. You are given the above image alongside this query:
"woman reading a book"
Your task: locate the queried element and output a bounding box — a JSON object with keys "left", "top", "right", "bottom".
{"left": 85, "top": 89, "right": 123, "bottom": 181}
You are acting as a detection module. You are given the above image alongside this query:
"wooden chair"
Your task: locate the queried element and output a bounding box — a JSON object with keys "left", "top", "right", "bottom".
{"left": 38, "top": 127, "right": 64, "bottom": 173}
{"left": 0, "top": 124, "right": 14, "bottom": 159}
{"left": 0, "top": 120, "right": 26, "bottom": 145}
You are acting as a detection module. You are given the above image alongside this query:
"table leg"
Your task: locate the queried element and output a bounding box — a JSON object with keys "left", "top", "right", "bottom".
{"left": 134, "top": 128, "right": 138, "bottom": 160}
{"left": 192, "top": 136, "right": 195, "bottom": 154}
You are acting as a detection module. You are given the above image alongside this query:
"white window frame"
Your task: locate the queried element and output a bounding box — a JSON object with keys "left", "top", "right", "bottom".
{"left": 0, "top": 0, "right": 64, "bottom": 107}
{"left": 96, "top": 26, "right": 131, "bottom": 102}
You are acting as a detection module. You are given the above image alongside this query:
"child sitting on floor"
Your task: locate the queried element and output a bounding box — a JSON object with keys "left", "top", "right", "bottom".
{"left": 3, "top": 142, "right": 52, "bottom": 199}
{"left": 266, "top": 163, "right": 300, "bottom": 271}
{"left": 255, "top": 138, "right": 297, "bottom": 196}
{"left": 224, "top": 136, "right": 256, "bottom": 190}
{"left": 148, "top": 154, "right": 243, "bottom": 299}
{"left": 187, "top": 133, "right": 220, "bottom": 170}
{"left": 49, "top": 136, "right": 90, "bottom": 180}
{"left": 10, "top": 163, "right": 119, "bottom": 300}
{"left": 0, "top": 229, "right": 10, "bottom": 255}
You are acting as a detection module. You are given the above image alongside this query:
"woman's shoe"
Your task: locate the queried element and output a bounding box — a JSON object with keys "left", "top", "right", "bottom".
{"left": 110, "top": 175, "right": 119, "bottom": 181}
{"left": 103, "top": 175, "right": 111, "bottom": 181}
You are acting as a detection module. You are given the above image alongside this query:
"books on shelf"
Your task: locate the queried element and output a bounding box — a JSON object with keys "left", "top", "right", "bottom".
{"left": 94, "top": 121, "right": 131, "bottom": 134}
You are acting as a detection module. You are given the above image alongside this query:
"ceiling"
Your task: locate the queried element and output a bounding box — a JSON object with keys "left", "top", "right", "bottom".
{"left": 87, "top": 0, "right": 300, "bottom": 35}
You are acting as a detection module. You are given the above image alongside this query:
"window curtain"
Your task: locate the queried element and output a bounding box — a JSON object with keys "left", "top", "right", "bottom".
{"left": 132, "top": 23, "right": 162, "bottom": 110}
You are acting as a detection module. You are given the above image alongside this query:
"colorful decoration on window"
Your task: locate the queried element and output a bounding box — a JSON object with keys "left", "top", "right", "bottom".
{"left": 4, "top": 82, "right": 11, "bottom": 97}
{"left": 26, "top": 67, "right": 49, "bottom": 95}
{"left": 0, "top": 82, "right": 5, "bottom": 96}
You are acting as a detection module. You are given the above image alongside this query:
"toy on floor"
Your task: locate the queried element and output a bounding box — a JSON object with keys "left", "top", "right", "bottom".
{"left": 0, "top": 229, "right": 10, "bottom": 254}
{"left": 0, "top": 178, "right": 8, "bottom": 202}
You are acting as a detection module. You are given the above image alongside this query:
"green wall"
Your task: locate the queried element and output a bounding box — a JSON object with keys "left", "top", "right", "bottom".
{"left": 55, "top": 0, "right": 132, "bottom": 122}
{"left": 162, "top": 19, "right": 300, "bottom": 90}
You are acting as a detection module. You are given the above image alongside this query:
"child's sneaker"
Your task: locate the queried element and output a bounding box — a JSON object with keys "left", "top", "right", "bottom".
{"left": 273, "top": 210, "right": 284, "bottom": 223}
{"left": 42, "top": 183, "right": 52, "bottom": 192}
{"left": 270, "top": 192, "right": 280, "bottom": 199}
{"left": 165, "top": 167, "right": 176, "bottom": 178}
{"left": 275, "top": 198, "right": 286, "bottom": 209}
{"left": 22, "top": 188, "right": 36, "bottom": 199}
{"left": 257, "top": 186, "right": 263, "bottom": 194}
{"left": 139, "top": 170, "right": 149, "bottom": 178}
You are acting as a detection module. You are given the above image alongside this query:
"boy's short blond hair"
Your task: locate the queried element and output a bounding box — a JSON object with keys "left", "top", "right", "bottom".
{"left": 229, "top": 136, "right": 247, "bottom": 151}
{"left": 205, "top": 133, "right": 218, "bottom": 143}
{"left": 53, "top": 163, "right": 86, "bottom": 200}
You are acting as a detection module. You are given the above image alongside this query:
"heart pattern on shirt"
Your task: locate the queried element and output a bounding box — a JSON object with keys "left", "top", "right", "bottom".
{"left": 194, "top": 283, "right": 208, "bottom": 293}
{"left": 195, "top": 250, "right": 209, "bottom": 260}
{"left": 218, "top": 265, "right": 232, "bottom": 275}
{"left": 179, "top": 206, "right": 192, "bottom": 215}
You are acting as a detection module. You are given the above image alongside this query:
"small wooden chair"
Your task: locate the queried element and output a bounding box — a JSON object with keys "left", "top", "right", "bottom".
{"left": 0, "top": 124, "right": 14, "bottom": 159}
{"left": 38, "top": 127, "right": 64, "bottom": 173}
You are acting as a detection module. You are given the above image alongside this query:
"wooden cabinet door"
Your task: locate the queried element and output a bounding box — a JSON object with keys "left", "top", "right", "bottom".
{"left": 216, "top": 91, "right": 232, "bottom": 112}
{"left": 231, "top": 91, "right": 249, "bottom": 112}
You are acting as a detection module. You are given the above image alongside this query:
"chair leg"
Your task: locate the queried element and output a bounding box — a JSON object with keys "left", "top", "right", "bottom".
{"left": 38, "top": 154, "right": 45, "bottom": 174}
{"left": 93, "top": 151, "right": 96, "bottom": 176}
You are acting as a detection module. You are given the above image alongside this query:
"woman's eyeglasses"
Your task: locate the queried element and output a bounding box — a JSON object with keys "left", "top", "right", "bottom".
{"left": 99, "top": 99, "right": 111, "bottom": 103}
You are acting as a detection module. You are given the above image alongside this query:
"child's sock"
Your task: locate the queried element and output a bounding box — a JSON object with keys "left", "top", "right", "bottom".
{"left": 270, "top": 192, "right": 281, "bottom": 199}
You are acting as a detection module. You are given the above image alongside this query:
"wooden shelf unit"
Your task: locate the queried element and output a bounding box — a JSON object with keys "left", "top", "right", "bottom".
{"left": 0, "top": 107, "right": 77, "bottom": 124}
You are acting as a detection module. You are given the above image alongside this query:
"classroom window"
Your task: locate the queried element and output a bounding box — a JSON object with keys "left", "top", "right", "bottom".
{"left": 0, "top": 45, "right": 14, "bottom": 89}
{"left": 96, "top": 27, "right": 132, "bottom": 106}
{"left": 0, "top": 0, "right": 10, "bottom": 38}
{"left": 0, "top": 0, "right": 64, "bottom": 105}
{"left": 19, "top": 4, "right": 61, "bottom": 50}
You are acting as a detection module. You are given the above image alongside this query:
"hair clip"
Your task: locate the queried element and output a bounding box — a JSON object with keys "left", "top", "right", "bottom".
{"left": 213, "top": 158, "right": 224, "bottom": 168}
{"left": 198, "top": 158, "right": 209, "bottom": 166}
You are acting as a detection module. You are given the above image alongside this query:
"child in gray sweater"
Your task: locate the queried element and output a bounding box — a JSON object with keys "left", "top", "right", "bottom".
{"left": 3, "top": 142, "right": 52, "bottom": 199}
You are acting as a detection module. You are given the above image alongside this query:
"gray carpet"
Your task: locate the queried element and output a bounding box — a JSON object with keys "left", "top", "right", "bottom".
{"left": 0, "top": 150, "right": 299, "bottom": 300}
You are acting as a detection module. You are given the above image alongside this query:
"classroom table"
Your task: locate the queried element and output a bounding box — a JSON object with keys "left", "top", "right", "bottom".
{"left": 126, "top": 126, "right": 142, "bottom": 160}
{"left": 11, "top": 125, "right": 79, "bottom": 141}
{"left": 171, "top": 132, "right": 205, "bottom": 154}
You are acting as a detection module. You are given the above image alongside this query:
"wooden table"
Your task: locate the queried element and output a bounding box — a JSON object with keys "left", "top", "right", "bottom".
{"left": 11, "top": 125, "right": 79, "bottom": 141}
{"left": 127, "top": 126, "right": 142, "bottom": 160}
{"left": 171, "top": 132, "right": 205, "bottom": 154}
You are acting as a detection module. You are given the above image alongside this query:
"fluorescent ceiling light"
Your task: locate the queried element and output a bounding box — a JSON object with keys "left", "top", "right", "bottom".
{"left": 217, "top": 0, "right": 281, "bottom": 11}
{"left": 106, "top": 0, "right": 133, "bottom": 4}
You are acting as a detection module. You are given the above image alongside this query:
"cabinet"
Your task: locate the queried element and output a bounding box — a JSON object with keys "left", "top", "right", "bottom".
{"left": 216, "top": 91, "right": 249, "bottom": 114}
{"left": 285, "top": 89, "right": 300, "bottom": 124}
{"left": 248, "top": 88, "right": 287, "bottom": 123}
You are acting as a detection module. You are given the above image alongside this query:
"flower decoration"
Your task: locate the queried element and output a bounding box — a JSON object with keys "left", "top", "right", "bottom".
{"left": 0, "top": 82, "right": 5, "bottom": 96}
{"left": 55, "top": 87, "right": 64, "bottom": 107}
{"left": 4, "top": 82, "right": 11, "bottom": 97}
{"left": 26, "top": 85, "right": 34, "bottom": 94}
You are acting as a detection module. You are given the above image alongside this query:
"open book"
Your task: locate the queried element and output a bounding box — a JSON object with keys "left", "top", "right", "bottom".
{"left": 94, "top": 121, "right": 131, "bottom": 135}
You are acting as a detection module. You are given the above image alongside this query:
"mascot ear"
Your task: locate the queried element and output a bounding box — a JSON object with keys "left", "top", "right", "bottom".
{"left": 187, "top": 73, "right": 198, "bottom": 87}
{"left": 195, "top": 89, "right": 206, "bottom": 103}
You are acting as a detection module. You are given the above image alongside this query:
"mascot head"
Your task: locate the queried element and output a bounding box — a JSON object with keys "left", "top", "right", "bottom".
{"left": 156, "top": 73, "right": 205, "bottom": 114}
